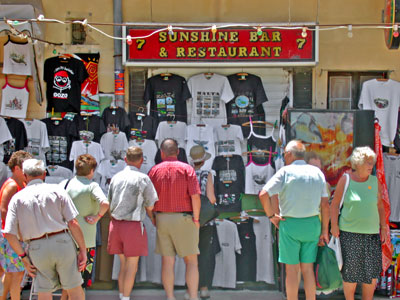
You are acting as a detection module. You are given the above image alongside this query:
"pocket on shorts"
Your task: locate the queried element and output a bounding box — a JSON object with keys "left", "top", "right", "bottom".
{"left": 55, "top": 238, "right": 69, "bottom": 244}
{"left": 29, "top": 243, "right": 40, "bottom": 251}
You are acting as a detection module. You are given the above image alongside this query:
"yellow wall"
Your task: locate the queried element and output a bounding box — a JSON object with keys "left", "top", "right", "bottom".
{"left": 15, "top": 0, "right": 400, "bottom": 117}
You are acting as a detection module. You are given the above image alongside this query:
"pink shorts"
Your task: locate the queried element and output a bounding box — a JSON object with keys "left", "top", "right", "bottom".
{"left": 107, "top": 219, "right": 148, "bottom": 257}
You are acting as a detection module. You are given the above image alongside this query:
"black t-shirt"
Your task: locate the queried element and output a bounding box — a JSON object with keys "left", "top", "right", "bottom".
{"left": 235, "top": 218, "right": 257, "bottom": 282}
{"left": 128, "top": 112, "right": 158, "bottom": 140}
{"left": 227, "top": 74, "right": 268, "bottom": 137}
{"left": 42, "top": 118, "right": 79, "bottom": 169}
{"left": 44, "top": 56, "right": 89, "bottom": 113}
{"left": 247, "top": 135, "right": 276, "bottom": 167}
{"left": 76, "top": 115, "right": 106, "bottom": 143}
{"left": 212, "top": 155, "right": 245, "bottom": 213}
{"left": 3, "top": 118, "right": 28, "bottom": 164}
{"left": 144, "top": 74, "right": 191, "bottom": 123}
{"left": 154, "top": 148, "right": 188, "bottom": 165}
{"left": 102, "top": 107, "right": 130, "bottom": 139}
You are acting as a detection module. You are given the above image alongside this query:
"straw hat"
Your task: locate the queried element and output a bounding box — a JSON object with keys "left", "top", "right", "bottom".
{"left": 189, "top": 145, "right": 211, "bottom": 163}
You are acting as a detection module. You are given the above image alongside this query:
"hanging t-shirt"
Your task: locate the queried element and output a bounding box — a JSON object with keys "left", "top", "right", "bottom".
{"left": 0, "top": 118, "right": 12, "bottom": 162}
{"left": 155, "top": 121, "right": 187, "bottom": 148}
{"left": 358, "top": 79, "right": 400, "bottom": 147}
{"left": 128, "top": 112, "right": 158, "bottom": 140}
{"left": 212, "top": 155, "right": 245, "bottom": 213}
{"left": 186, "top": 124, "right": 216, "bottom": 170}
{"left": 21, "top": 119, "right": 50, "bottom": 162}
{"left": 253, "top": 216, "right": 274, "bottom": 284}
{"left": 187, "top": 73, "right": 235, "bottom": 127}
{"left": 128, "top": 139, "right": 157, "bottom": 174}
{"left": 245, "top": 151, "right": 275, "bottom": 195}
{"left": 247, "top": 118, "right": 277, "bottom": 166}
{"left": 235, "top": 218, "right": 257, "bottom": 282}
{"left": 100, "top": 132, "right": 129, "bottom": 161}
{"left": 97, "top": 159, "right": 126, "bottom": 194}
{"left": 1, "top": 77, "right": 29, "bottom": 119}
{"left": 2, "top": 37, "right": 32, "bottom": 76}
{"left": 383, "top": 153, "right": 400, "bottom": 222}
{"left": 144, "top": 74, "right": 191, "bottom": 123}
{"left": 214, "top": 124, "right": 244, "bottom": 156}
{"left": 76, "top": 115, "right": 107, "bottom": 143}
{"left": 212, "top": 219, "right": 242, "bottom": 289}
{"left": 69, "top": 140, "right": 105, "bottom": 169}
{"left": 154, "top": 147, "right": 188, "bottom": 165}
{"left": 227, "top": 73, "right": 268, "bottom": 137}
{"left": 3, "top": 118, "right": 28, "bottom": 164}
{"left": 102, "top": 107, "right": 131, "bottom": 139}
{"left": 44, "top": 56, "right": 89, "bottom": 113}
{"left": 45, "top": 165, "right": 73, "bottom": 184}
{"left": 42, "top": 118, "right": 79, "bottom": 169}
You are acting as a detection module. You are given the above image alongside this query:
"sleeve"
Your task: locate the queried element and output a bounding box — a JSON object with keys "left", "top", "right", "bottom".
{"left": 69, "top": 141, "right": 77, "bottom": 161}
{"left": 59, "top": 189, "right": 79, "bottom": 222}
{"left": 97, "top": 143, "right": 105, "bottom": 162}
{"left": 221, "top": 77, "right": 235, "bottom": 103}
{"left": 90, "top": 182, "right": 108, "bottom": 204}
{"left": 40, "top": 121, "right": 50, "bottom": 150}
{"left": 255, "top": 76, "right": 268, "bottom": 106}
{"left": 3, "top": 198, "right": 19, "bottom": 235}
{"left": 262, "top": 168, "right": 285, "bottom": 196}
{"left": 187, "top": 77, "right": 194, "bottom": 99}
{"left": 43, "top": 58, "right": 51, "bottom": 83}
{"left": 155, "top": 122, "right": 162, "bottom": 146}
{"left": 320, "top": 172, "right": 329, "bottom": 198}
{"left": 0, "top": 119, "right": 13, "bottom": 144}
{"left": 358, "top": 80, "right": 372, "bottom": 109}
{"left": 245, "top": 165, "right": 254, "bottom": 194}
{"left": 144, "top": 77, "right": 153, "bottom": 104}
{"left": 143, "top": 177, "right": 159, "bottom": 207}
{"left": 187, "top": 166, "right": 201, "bottom": 196}
{"left": 234, "top": 224, "right": 242, "bottom": 254}
{"left": 236, "top": 125, "right": 244, "bottom": 142}
{"left": 77, "top": 60, "right": 89, "bottom": 83}
{"left": 181, "top": 79, "right": 192, "bottom": 101}
{"left": 107, "top": 178, "right": 113, "bottom": 204}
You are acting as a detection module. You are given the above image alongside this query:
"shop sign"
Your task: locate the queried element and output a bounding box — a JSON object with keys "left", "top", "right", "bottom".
{"left": 124, "top": 27, "right": 315, "bottom": 65}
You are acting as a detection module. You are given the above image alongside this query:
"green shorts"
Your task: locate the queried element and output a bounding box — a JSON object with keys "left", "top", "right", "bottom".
{"left": 279, "top": 215, "right": 321, "bottom": 265}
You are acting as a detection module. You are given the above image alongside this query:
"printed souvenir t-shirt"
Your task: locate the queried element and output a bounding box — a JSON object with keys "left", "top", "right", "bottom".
{"left": 45, "top": 165, "right": 73, "bottom": 184}
{"left": 76, "top": 115, "right": 107, "bottom": 143}
{"left": 235, "top": 219, "right": 257, "bottom": 281}
{"left": 128, "top": 139, "right": 157, "bottom": 174}
{"left": 100, "top": 131, "right": 129, "bottom": 161}
{"left": 0, "top": 117, "right": 13, "bottom": 162}
{"left": 3, "top": 39, "right": 32, "bottom": 76}
{"left": 187, "top": 73, "right": 234, "bottom": 127}
{"left": 155, "top": 121, "right": 187, "bottom": 148}
{"left": 3, "top": 118, "right": 28, "bottom": 164}
{"left": 22, "top": 119, "right": 50, "bottom": 162}
{"left": 214, "top": 124, "right": 244, "bottom": 156}
{"left": 1, "top": 78, "right": 29, "bottom": 119}
{"left": 227, "top": 74, "right": 268, "bottom": 137}
{"left": 185, "top": 124, "right": 216, "bottom": 171}
{"left": 358, "top": 79, "right": 400, "bottom": 147}
{"left": 144, "top": 74, "right": 191, "bottom": 123}
{"left": 69, "top": 140, "right": 105, "bottom": 173}
{"left": 97, "top": 159, "right": 127, "bottom": 194}
{"left": 383, "top": 153, "right": 400, "bottom": 222}
{"left": 102, "top": 107, "right": 131, "bottom": 138}
{"left": 44, "top": 56, "right": 88, "bottom": 113}
{"left": 128, "top": 112, "right": 158, "bottom": 140}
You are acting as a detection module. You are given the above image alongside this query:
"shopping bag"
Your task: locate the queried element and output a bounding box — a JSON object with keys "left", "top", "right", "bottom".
{"left": 199, "top": 195, "right": 219, "bottom": 226}
{"left": 328, "top": 236, "right": 343, "bottom": 271}
{"left": 314, "top": 245, "right": 343, "bottom": 291}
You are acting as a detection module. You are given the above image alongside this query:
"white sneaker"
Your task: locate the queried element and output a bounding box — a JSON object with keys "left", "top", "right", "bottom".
{"left": 200, "top": 289, "right": 210, "bottom": 298}
{"left": 184, "top": 292, "right": 199, "bottom": 300}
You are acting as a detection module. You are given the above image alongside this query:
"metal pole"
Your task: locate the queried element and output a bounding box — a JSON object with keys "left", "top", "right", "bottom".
{"left": 113, "top": 0, "right": 124, "bottom": 108}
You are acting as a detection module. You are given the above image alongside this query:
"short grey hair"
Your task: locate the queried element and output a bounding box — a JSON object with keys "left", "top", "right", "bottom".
{"left": 285, "top": 140, "right": 306, "bottom": 159}
{"left": 350, "top": 146, "right": 376, "bottom": 169}
{"left": 23, "top": 159, "right": 46, "bottom": 177}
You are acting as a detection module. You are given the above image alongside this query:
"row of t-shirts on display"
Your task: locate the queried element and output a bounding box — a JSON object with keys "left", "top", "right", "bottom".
{"left": 112, "top": 216, "right": 274, "bottom": 288}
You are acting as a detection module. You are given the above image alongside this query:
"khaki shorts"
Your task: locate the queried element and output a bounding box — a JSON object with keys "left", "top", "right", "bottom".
{"left": 28, "top": 232, "right": 83, "bottom": 293}
{"left": 155, "top": 213, "right": 199, "bottom": 257}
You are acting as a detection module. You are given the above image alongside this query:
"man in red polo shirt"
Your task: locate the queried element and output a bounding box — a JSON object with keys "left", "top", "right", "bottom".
{"left": 148, "top": 138, "right": 201, "bottom": 300}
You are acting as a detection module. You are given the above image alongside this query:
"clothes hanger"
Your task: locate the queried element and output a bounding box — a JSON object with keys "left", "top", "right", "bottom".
{"left": 242, "top": 149, "right": 276, "bottom": 156}
{"left": 229, "top": 215, "right": 260, "bottom": 223}
{"left": 136, "top": 106, "right": 146, "bottom": 117}
{"left": 376, "top": 72, "right": 389, "bottom": 82}
{"left": 50, "top": 108, "right": 62, "bottom": 121}
{"left": 236, "top": 69, "right": 248, "bottom": 80}
{"left": 242, "top": 120, "right": 276, "bottom": 128}
{"left": 221, "top": 124, "right": 231, "bottom": 128}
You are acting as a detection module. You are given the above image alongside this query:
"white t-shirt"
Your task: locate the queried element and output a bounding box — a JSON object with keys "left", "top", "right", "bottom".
{"left": 187, "top": 73, "right": 234, "bottom": 127}
{"left": 186, "top": 124, "right": 216, "bottom": 171}
{"left": 3, "top": 39, "right": 32, "bottom": 76}
{"left": 253, "top": 216, "right": 275, "bottom": 284}
{"left": 21, "top": 119, "right": 50, "bottom": 162}
{"left": 1, "top": 78, "right": 29, "bottom": 119}
{"left": 0, "top": 117, "right": 13, "bottom": 162}
{"left": 45, "top": 165, "right": 74, "bottom": 184}
{"left": 100, "top": 132, "right": 129, "bottom": 160}
{"left": 383, "top": 153, "right": 400, "bottom": 222}
{"left": 214, "top": 124, "right": 244, "bottom": 156}
{"left": 245, "top": 162, "right": 275, "bottom": 195}
{"left": 96, "top": 159, "right": 126, "bottom": 194}
{"left": 128, "top": 139, "right": 158, "bottom": 174}
{"left": 358, "top": 79, "right": 400, "bottom": 147}
{"left": 69, "top": 140, "right": 105, "bottom": 170}
{"left": 155, "top": 121, "right": 187, "bottom": 148}
{"left": 212, "top": 219, "right": 242, "bottom": 288}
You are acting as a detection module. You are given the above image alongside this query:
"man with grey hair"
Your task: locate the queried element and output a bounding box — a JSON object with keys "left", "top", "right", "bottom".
{"left": 259, "top": 140, "right": 329, "bottom": 300}
{"left": 3, "top": 159, "right": 87, "bottom": 300}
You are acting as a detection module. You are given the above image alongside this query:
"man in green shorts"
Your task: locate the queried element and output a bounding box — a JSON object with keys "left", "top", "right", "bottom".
{"left": 259, "top": 140, "right": 329, "bottom": 300}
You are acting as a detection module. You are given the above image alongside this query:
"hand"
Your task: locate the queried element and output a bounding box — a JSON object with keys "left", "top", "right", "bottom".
{"left": 150, "top": 217, "right": 156, "bottom": 227}
{"left": 269, "top": 214, "right": 285, "bottom": 229}
{"left": 330, "top": 225, "right": 340, "bottom": 238}
{"left": 84, "top": 215, "right": 99, "bottom": 225}
{"left": 318, "top": 232, "right": 329, "bottom": 246}
{"left": 193, "top": 220, "right": 200, "bottom": 229}
{"left": 77, "top": 249, "right": 87, "bottom": 272}
{"left": 22, "top": 257, "right": 36, "bottom": 277}
{"left": 381, "top": 226, "right": 388, "bottom": 243}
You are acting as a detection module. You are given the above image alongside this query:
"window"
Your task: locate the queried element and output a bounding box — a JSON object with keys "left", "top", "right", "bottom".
{"left": 71, "top": 21, "right": 86, "bottom": 45}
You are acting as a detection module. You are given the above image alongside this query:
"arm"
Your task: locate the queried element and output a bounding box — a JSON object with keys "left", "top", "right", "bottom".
{"left": 85, "top": 184, "right": 110, "bottom": 224}
{"left": 259, "top": 190, "right": 283, "bottom": 228}
{"left": 377, "top": 181, "right": 387, "bottom": 243}
{"left": 4, "top": 233, "right": 36, "bottom": 277}
{"left": 330, "top": 175, "right": 347, "bottom": 237}
{"left": 0, "top": 183, "right": 18, "bottom": 223}
{"left": 206, "top": 172, "right": 217, "bottom": 205}
{"left": 191, "top": 194, "right": 201, "bottom": 229}
{"left": 67, "top": 218, "right": 87, "bottom": 272}
{"left": 320, "top": 196, "right": 330, "bottom": 244}
{"left": 145, "top": 206, "right": 155, "bottom": 226}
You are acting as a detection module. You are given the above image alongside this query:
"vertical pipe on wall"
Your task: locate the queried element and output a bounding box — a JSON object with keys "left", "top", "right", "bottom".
{"left": 113, "top": 0, "right": 124, "bottom": 107}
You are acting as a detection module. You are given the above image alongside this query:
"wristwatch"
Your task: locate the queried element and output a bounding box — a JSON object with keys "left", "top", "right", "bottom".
{"left": 192, "top": 218, "right": 200, "bottom": 223}
{"left": 18, "top": 252, "right": 27, "bottom": 259}
{"left": 268, "top": 214, "right": 276, "bottom": 219}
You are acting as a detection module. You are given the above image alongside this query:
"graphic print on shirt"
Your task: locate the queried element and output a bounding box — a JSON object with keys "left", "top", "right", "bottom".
{"left": 52, "top": 68, "right": 72, "bottom": 99}
{"left": 219, "top": 170, "right": 237, "bottom": 182}
{"left": 9, "top": 51, "right": 27, "bottom": 66}
{"left": 196, "top": 91, "right": 221, "bottom": 117}
{"left": 26, "top": 138, "right": 41, "bottom": 157}
{"left": 4, "top": 96, "right": 23, "bottom": 111}
{"left": 216, "top": 140, "right": 235, "bottom": 153}
{"left": 374, "top": 98, "right": 389, "bottom": 109}
{"left": 156, "top": 92, "right": 176, "bottom": 117}
{"left": 3, "top": 138, "right": 16, "bottom": 158}
{"left": 47, "top": 136, "right": 68, "bottom": 163}
{"left": 230, "top": 91, "right": 256, "bottom": 117}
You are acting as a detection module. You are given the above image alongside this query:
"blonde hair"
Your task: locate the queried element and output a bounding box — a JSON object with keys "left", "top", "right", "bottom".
{"left": 126, "top": 146, "right": 143, "bottom": 163}
{"left": 350, "top": 146, "right": 376, "bottom": 169}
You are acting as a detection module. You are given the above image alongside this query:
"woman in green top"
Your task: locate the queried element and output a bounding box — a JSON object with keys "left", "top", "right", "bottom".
{"left": 331, "top": 146, "right": 387, "bottom": 300}
{"left": 61, "top": 154, "right": 109, "bottom": 299}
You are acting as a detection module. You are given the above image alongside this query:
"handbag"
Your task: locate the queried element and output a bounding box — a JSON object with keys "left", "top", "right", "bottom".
{"left": 339, "top": 173, "right": 350, "bottom": 213}
{"left": 328, "top": 236, "right": 343, "bottom": 271}
{"left": 199, "top": 195, "right": 219, "bottom": 226}
{"left": 314, "top": 245, "right": 343, "bottom": 292}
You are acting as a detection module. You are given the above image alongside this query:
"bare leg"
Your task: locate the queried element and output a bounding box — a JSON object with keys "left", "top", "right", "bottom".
{"left": 361, "top": 279, "right": 377, "bottom": 300}
{"left": 61, "top": 289, "right": 69, "bottom": 300}
{"left": 66, "top": 285, "right": 85, "bottom": 300}
{"left": 118, "top": 255, "right": 126, "bottom": 296}
{"left": 162, "top": 256, "right": 175, "bottom": 299}
{"left": 343, "top": 281, "right": 357, "bottom": 300}
{"left": 300, "top": 263, "right": 316, "bottom": 300}
{"left": 0, "top": 272, "right": 11, "bottom": 300}
{"left": 184, "top": 254, "right": 199, "bottom": 299}
{"left": 285, "top": 264, "right": 300, "bottom": 300}
{"left": 38, "top": 293, "right": 53, "bottom": 300}
{"left": 120, "top": 256, "right": 139, "bottom": 297}
{"left": 9, "top": 271, "right": 24, "bottom": 300}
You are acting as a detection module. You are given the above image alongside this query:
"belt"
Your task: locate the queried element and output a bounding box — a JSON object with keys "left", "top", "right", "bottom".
{"left": 157, "top": 211, "right": 193, "bottom": 215}
{"left": 30, "top": 229, "right": 68, "bottom": 241}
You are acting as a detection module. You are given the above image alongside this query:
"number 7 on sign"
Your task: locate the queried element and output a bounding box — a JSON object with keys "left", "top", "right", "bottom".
{"left": 296, "top": 38, "right": 307, "bottom": 49}
{"left": 136, "top": 39, "right": 146, "bottom": 50}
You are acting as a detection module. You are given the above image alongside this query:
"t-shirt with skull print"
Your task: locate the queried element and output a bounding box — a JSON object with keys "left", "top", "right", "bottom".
{"left": 44, "top": 56, "right": 88, "bottom": 113}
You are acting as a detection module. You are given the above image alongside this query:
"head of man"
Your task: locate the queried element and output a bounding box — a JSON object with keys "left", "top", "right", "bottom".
{"left": 305, "top": 151, "right": 323, "bottom": 170}
{"left": 284, "top": 140, "right": 306, "bottom": 165}
{"left": 75, "top": 154, "right": 97, "bottom": 179}
{"left": 125, "top": 146, "right": 144, "bottom": 168}
{"left": 22, "top": 159, "right": 46, "bottom": 182}
{"left": 8, "top": 150, "right": 33, "bottom": 181}
{"left": 160, "top": 138, "right": 179, "bottom": 161}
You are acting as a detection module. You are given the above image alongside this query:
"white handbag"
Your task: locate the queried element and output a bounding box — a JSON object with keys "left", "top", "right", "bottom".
{"left": 328, "top": 236, "right": 343, "bottom": 270}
